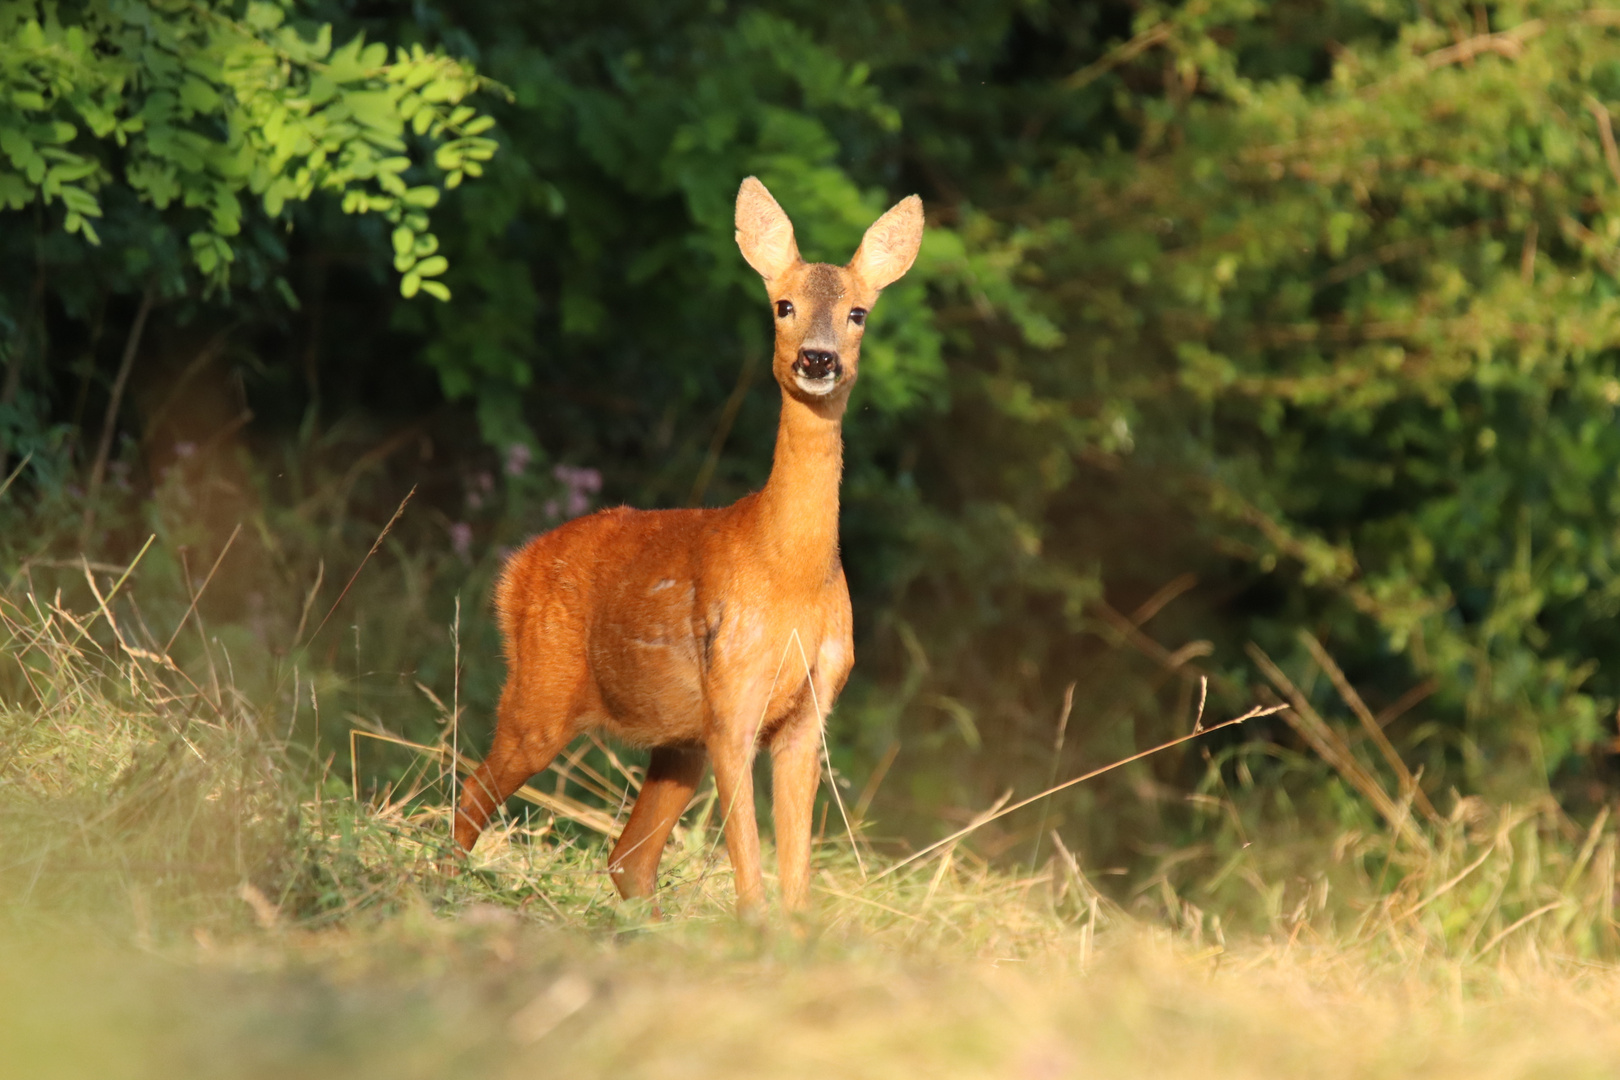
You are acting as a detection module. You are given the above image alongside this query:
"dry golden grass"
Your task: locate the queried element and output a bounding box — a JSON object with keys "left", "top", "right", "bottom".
{"left": 7, "top": 577, "right": 1620, "bottom": 1079}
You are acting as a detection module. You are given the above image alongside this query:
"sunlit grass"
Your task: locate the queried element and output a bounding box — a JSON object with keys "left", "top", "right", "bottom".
{"left": 7, "top": 581, "right": 1620, "bottom": 1078}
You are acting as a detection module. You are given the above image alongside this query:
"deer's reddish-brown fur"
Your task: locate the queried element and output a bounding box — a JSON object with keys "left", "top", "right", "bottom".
{"left": 454, "top": 178, "right": 924, "bottom": 914}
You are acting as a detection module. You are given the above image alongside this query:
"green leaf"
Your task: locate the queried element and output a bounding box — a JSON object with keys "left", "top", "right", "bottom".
{"left": 179, "top": 77, "right": 220, "bottom": 115}
{"left": 346, "top": 91, "right": 403, "bottom": 133}
{"left": 0, "top": 128, "right": 36, "bottom": 169}
{"left": 0, "top": 171, "right": 29, "bottom": 209}
{"left": 58, "top": 186, "right": 101, "bottom": 217}
{"left": 189, "top": 230, "right": 219, "bottom": 273}
{"left": 274, "top": 276, "right": 301, "bottom": 310}
{"left": 421, "top": 78, "right": 460, "bottom": 104}
{"left": 244, "top": 1, "right": 284, "bottom": 31}
{"left": 326, "top": 36, "right": 368, "bottom": 83}
{"left": 307, "top": 76, "right": 340, "bottom": 109}
{"left": 212, "top": 189, "right": 242, "bottom": 235}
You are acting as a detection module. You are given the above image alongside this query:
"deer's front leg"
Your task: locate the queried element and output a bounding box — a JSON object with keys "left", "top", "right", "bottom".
{"left": 707, "top": 712, "right": 765, "bottom": 916}
{"left": 770, "top": 713, "right": 820, "bottom": 911}
{"left": 771, "top": 637, "right": 850, "bottom": 912}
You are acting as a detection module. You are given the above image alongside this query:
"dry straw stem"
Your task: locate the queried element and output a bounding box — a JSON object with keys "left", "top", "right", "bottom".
{"left": 547, "top": 736, "right": 635, "bottom": 806}
{"left": 1562, "top": 805, "right": 1610, "bottom": 896}
{"left": 1474, "top": 901, "right": 1560, "bottom": 960}
{"left": 1028, "top": 681, "right": 1077, "bottom": 872}
{"left": 0, "top": 451, "right": 32, "bottom": 502}
{"left": 1092, "top": 596, "right": 1216, "bottom": 682}
{"left": 76, "top": 533, "right": 155, "bottom": 636}
{"left": 163, "top": 523, "right": 242, "bottom": 653}
{"left": 852, "top": 738, "right": 900, "bottom": 824}
{"left": 1247, "top": 642, "right": 1428, "bottom": 849}
{"left": 1298, "top": 631, "right": 1440, "bottom": 825}
{"left": 298, "top": 484, "right": 416, "bottom": 652}
{"left": 874, "top": 704, "right": 1283, "bottom": 882}
{"left": 350, "top": 728, "right": 623, "bottom": 838}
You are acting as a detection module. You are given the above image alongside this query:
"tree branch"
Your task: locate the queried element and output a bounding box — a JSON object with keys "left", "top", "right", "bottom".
{"left": 1586, "top": 95, "right": 1620, "bottom": 190}
{"left": 80, "top": 281, "right": 157, "bottom": 550}
{"left": 1423, "top": 20, "right": 1543, "bottom": 69}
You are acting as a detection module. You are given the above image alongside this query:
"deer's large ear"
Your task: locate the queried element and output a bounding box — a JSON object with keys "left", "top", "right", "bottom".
{"left": 849, "top": 195, "right": 923, "bottom": 291}
{"left": 735, "top": 177, "right": 801, "bottom": 282}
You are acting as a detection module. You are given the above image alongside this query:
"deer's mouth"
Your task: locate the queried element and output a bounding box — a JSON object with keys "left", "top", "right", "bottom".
{"left": 793, "top": 371, "right": 841, "bottom": 396}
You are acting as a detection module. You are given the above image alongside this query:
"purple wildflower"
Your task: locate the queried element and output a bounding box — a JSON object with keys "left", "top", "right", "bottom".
{"left": 552, "top": 464, "right": 603, "bottom": 518}
{"left": 449, "top": 522, "right": 474, "bottom": 561}
{"left": 505, "top": 442, "right": 533, "bottom": 477}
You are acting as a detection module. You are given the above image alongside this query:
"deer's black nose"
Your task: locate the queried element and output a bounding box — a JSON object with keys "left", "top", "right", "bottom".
{"left": 794, "top": 348, "right": 840, "bottom": 380}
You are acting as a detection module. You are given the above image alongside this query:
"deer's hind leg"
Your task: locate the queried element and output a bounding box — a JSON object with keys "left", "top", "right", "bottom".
{"left": 454, "top": 661, "right": 583, "bottom": 853}
{"left": 608, "top": 745, "right": 707, "bottom": 904}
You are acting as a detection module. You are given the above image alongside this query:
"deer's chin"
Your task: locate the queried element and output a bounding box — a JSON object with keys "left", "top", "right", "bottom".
{"left": 793, "top": 372, "right": 841, "bottom": 397}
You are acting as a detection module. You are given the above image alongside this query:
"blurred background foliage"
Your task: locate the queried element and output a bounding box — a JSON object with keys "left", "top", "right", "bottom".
{"left": 6, "top": 0, "right": 1620, "bottom": 875}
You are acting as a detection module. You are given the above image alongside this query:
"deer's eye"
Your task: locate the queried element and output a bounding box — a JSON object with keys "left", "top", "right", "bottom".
{"left": 848, "top": 307, "right": 868, "bottom": 327}
{"left": 776, "top": 300, "right": 794, "bottom": 318}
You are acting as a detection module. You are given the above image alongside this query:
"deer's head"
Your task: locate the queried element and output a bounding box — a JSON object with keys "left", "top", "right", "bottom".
{"left": 735, "top": 177, "right": 923, "bottom": 412}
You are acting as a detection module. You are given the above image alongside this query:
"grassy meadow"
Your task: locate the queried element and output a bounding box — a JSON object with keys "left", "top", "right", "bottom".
{"left": 5, "top": 556, "right": 1620, "bottom": 1080}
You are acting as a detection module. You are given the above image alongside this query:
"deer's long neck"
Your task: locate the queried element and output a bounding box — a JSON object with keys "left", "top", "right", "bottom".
{"left": 753, "top": 388, "right": 845, "bottom": 578}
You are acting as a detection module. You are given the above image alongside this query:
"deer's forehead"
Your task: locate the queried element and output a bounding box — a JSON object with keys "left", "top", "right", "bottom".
{"left": 781, "top": 263, "right": 849, "bottom": 307}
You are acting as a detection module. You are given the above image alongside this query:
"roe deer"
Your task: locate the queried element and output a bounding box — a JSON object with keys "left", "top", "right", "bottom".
{"left": 454, "top": 177, "right": 924, "bottom": 915}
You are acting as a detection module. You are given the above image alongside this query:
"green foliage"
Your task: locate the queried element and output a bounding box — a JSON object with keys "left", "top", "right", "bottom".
{"left": 398, "top": 5, "right": 1055, "bottom": 448}
{"left": 974, "top": 0, "right": 1620, "bottom": 790}
{"left": 0, "top": 0, "right": 499, "bottom": 295}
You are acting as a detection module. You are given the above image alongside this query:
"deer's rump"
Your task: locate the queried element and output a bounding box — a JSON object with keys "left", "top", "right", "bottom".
{"left": 497, "top": 505, "right": 721, "bottom": 746}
